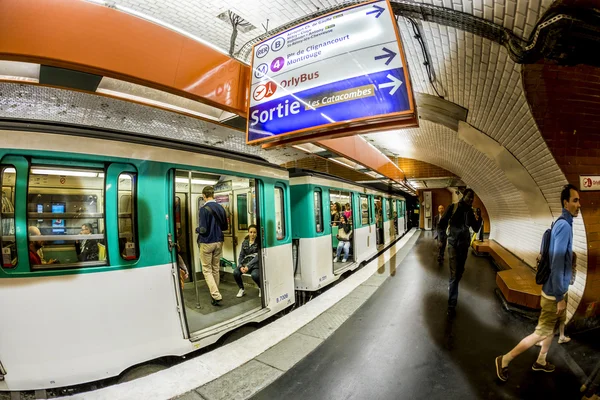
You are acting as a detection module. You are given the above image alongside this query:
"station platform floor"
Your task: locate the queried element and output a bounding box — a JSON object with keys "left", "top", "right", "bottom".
{"left": 57, "top": 230, "right": 596, "bottom": 400}
{"left": 249, "top": 231, "right": 591, "bottom": 400}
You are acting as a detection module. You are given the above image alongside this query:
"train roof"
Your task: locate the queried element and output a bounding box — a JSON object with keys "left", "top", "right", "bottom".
{"left": 288, "top": 168, "right": 410, "bottom": 198}
{"left": 0, "top": 118, "right": 284, "bottom": 171}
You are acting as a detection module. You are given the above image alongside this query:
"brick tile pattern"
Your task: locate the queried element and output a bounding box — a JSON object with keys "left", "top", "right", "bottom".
{"left": 396, "top": 157, "right": 456, "bottom": 179}
{"left": 104, "top": 0, "right": 556, "bottom": 57}
{"left": 0, "top": 83, "right": 306, "bottom": 165}
{"left": 523, "top": 61, "right": 600, "bottom": 322}
{"left": 366, "top": 21, "right": 587, "bottom": 320}
{"left": 282, "top": 156, "right": 378, "bottom": 183}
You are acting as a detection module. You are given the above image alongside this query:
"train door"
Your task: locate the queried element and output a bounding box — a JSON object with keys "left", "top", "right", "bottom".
{"left": 171, "top": 170, "right": 263, "bottom": 337}
{"left": 391, "top": 199, "right": 398, "bottom": 239}
{"left": 374, "top": 196, "right": 383, "bottom": 246}
{"left": 232, "top": 186, "right": 257, "bottom": 265}
{"left": 330, "top": 189, "right": 354, "bottom": 273}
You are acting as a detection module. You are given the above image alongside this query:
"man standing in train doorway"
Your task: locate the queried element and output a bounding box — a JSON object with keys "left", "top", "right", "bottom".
{"left": 432, "top": 204, "right": 446, "bottom": 264}
{"left": 436, "top": 189, "right": 481, "bottom": 316}
{"left": 196, "top": 186, "right": 228, "bottom": 306}
{"left": 496, "top": 184, "right": 580, "bottom": 381}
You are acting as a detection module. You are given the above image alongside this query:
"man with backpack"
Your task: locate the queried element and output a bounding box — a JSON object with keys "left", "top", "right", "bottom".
{"left": 437, "top": 189, "right": 482, "bottom": 315}
{"left": 496, "top": 184, "right": 581, "bottom": 381}
{"left": 197, "top": 186, "right": 229, "bottom": 306}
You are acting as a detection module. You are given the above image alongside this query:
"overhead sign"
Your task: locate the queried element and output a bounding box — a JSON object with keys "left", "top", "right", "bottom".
{"left": 580, "top": 175, "right": 600, "bottom": 191}
{"left": 246, "top": 0, "right": 416, "bottom": 145}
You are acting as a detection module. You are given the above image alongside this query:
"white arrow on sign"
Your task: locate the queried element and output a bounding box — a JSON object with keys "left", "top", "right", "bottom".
{"left": 378, "top": 74, "right": 403, "bottom": 95}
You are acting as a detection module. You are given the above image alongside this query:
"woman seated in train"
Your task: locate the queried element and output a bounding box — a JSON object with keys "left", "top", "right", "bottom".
{"left": 234, "top": 225, "right": 261, "bottom": 298}
{"left": 75, "top": 223, "right": 99, "bottom": 262}
{"left": 333, "top": 215, "right": 353, "bottom": 263}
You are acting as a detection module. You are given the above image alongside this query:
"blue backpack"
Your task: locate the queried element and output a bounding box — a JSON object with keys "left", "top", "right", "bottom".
{"left": 535, "top": 217, "right": 565, "bottom": 285}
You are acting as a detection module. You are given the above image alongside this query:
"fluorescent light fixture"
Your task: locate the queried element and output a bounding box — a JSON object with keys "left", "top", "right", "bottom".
{"left": 105, "top": 3, "right": 235, "bottom": 60}
{"left": 0, "top": 61, "right": 40, "bottom": 83}
{"left": 31, "top": 169, "right": 101, "bottom": 178}
{"left": 329, "top": 158, "right": 356, "bottom": 169}
{"left": 291, "top": 143, "right": 325, "bottom": 154}
{"left": 97, "top": 88, "right": 221, "bottom": 121}
{"left": 175, "top": 177, "right": 218, "bottom": 185}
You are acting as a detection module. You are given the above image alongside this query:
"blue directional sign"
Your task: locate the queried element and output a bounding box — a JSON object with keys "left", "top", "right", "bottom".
{"left": 247, "top": 0, "right": 416, "bottom": 144}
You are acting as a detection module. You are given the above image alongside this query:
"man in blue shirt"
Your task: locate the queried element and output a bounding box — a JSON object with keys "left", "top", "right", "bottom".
{"left": 496, "top": 184, "right": 580, "bottom": 381}
{"left": 196, "top": 186, "right": 228, "bottom": 306}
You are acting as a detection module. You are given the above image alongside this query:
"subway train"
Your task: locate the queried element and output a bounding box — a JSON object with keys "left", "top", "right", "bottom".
{"left": 0, "top": 123, "right": 407, "bottom": 392}
{"left": 289, "top": 169, "right": 406, "bottom": 292}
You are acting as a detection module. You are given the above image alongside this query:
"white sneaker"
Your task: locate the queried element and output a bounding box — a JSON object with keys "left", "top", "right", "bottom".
{"left": 258, "top": 288, "right": 261, "bottom": 298}
{"left": 333, "top": 257, "right": 338, "bottom": 263}
{"left": 342, "top": 258, "right": 348, "bottom": 263}
{"left": 236, "top": 289, "right": 245, "bottom": 298}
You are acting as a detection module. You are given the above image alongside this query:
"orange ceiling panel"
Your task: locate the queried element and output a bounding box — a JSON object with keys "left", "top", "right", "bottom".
{"left": 0, "top": 0, "right": 247, "bottom": 115}
{"left": 317, "top": 136, "right": 406, "bottom": 182}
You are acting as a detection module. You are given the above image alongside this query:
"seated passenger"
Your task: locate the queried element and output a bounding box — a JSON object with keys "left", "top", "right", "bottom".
{"left": 234, "top": 225, "right": 261, "bottom": 298}
{"left": 75, "top": 223, "right": 99, "bottom": 262}
{"left": 28, "top": 226, "right": 57, "bottom": 265}
{"left": 333, "top": 216, "right": 353, "bottom": 263}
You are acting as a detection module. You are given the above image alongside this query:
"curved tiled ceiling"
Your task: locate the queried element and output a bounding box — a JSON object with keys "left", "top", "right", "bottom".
{"left": 364, "top": 20, "right": 587, "bottom": 319}
{"left": 91, "top": 0, "right": 556, "bottom": 57}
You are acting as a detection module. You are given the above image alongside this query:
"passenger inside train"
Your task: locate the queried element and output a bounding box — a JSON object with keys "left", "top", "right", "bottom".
{"left": 333, "top": 215, "right": 353, "bottom": 264}
{"left": 174, "top": 171, "right": 263, "bottom": 333}
{"left": 234, "top": 224, "right": 261, "bottom": 298}
{"left": 330, "top": 202, "right": 341, "bottom": 226}
{"left": 75, "top": 223, "right": 100, "bottom": 262}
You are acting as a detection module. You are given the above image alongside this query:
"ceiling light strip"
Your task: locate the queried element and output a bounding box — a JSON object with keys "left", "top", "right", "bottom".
{"left": 84, "top": 1, "right": 237, "bottom": 62}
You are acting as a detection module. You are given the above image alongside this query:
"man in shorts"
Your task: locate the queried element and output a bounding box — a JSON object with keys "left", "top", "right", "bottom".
{"left": 495, "top": 184, "right": 580, "bottom": 381}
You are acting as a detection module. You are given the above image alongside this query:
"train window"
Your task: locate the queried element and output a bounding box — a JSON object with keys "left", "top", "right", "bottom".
{"left": 27, "top": 166, "right": 107, "bottom": 270}
{"left": 1, "top": 166, "right": 17, "bottom": 268}
{"left": 360, "top": 195, "right": 369, "bottom": 226}
{"left": 314, "top": 189, "right": 323, "bottom": 233}
{"left": 118, "top": 173, "right": 138, "bottom": 261}
{"left": 274, "top": 187, "right": 285, "bottom": 240}
{"left": 387, "top": 198, "right": 392, "bottom": 219}
{"left": 237, "top": 193, "right": 248, "bottom": 231}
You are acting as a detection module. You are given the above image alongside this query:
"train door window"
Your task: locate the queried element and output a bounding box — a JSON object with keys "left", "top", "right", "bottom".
{"left": 386, "top": 198, "right": 392, "bottom": 219}
{"left": 314, "top": 189, "right": 323, "bottom": 233}
{"left": 1, "top": 166, "right": 17, "bottom": 268}
{"left": 118, "top": 173, "right": 138, "bottom": 260}
{"left": 237, "top": 194, "right": 249, "bottom": 231}
{"left": 274, "top": 186, "right": 285, "bottom": 240}
{"left": 360, "top": 195, "right": 369, "bottom": 226}
{"left": 27, "top": 166, "right": 106, "bottom": 269}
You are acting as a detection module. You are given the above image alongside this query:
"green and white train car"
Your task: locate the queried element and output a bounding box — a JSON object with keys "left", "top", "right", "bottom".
{"left": 289, "top": 169, "right": 406, "bottom": 292}
{"left": 0, "top": 125, "right": 294, "bottom": 391}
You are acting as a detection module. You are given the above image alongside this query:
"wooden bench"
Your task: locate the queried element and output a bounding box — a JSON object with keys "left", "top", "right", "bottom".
{"left": 471, "top": 239, "right": 541, "bottom": 310}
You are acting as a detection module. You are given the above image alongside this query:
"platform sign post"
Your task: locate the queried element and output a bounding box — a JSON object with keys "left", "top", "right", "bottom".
{"left": 246, "top": 0, "right": 417, "bottom": 146}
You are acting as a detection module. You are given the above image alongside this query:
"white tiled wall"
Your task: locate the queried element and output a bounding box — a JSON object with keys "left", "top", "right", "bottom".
{"left": 95, "top": 0, "right": 557, "bottom": 57}
{"left": 0, "top": 83, "right": 306, "bottom": 166}
{"left": 366, "top": 18, "right": 586, "bottom": 320}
